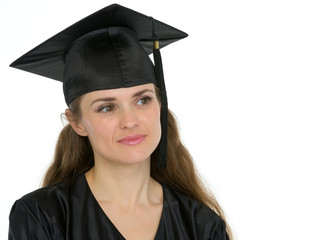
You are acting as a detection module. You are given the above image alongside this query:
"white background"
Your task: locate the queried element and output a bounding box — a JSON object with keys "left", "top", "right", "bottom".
{"left": 1, "top": 0, "right": 310, "bottom": 239}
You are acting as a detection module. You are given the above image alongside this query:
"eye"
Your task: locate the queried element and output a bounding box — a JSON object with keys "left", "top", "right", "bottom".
{"left": 98, "top": 104, "right": 116, "bottom": 113}
{"left": 137, "top": 96, "right": 152, "bottom": 106}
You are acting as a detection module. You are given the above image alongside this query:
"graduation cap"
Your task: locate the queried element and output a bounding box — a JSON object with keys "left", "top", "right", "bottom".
{"left": 10, "top": 3, "right": 188, "bottom": 169}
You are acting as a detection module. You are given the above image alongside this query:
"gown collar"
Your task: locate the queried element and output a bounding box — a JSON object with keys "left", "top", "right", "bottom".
{"left": 81, "top": 173, "right": 165, "bottom": 239}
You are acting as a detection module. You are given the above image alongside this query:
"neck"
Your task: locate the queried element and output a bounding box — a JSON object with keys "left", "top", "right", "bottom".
{"left": 85, "top": 157, "right": 157, "bottom": 207}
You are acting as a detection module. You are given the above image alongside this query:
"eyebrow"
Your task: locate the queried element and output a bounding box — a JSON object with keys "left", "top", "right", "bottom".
{"left": 90, "top": 89, "right": 154, "bottom": 106}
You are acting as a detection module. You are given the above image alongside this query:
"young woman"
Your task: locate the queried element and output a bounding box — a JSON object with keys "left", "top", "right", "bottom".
{"left": 9, "top": 4, "right": 232, "bottom": 240}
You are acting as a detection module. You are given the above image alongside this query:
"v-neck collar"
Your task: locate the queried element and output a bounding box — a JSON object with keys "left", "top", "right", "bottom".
{"left": 82, "top": 174, "right": 165, "bottom": 240}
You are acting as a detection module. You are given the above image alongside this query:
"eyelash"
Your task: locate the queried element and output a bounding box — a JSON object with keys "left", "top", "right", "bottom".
{"left": 137, "top": 96, "right": 152, "bottom": 106}
{"left": 97, "top": 96, "right": 153, "bottom": 113}
{"left": 97, "top": 104, "right": 116, "bottom": 113}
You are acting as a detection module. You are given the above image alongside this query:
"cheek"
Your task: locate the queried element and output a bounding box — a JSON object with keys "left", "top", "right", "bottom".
{"left": 82, "top": 117, "right": 117, "bottom": 144}
{"left": 144, "top": 104, "right": 162, "bottom": 140}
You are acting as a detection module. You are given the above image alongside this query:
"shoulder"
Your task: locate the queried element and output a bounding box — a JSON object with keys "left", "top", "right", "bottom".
{"left": 9, "top": 181, "right": 71, "bottom": 238}
{"left": 162, "top": 184, "right": 222, "bottom": 221}
{"left": 21, "top": 180, "right": 68, "bottom": 200}
{"left": 14, "top": 180, "right": 69, "bottom": 215}
{"left": 162, "top": 185, "right": 228, "bottom": 239}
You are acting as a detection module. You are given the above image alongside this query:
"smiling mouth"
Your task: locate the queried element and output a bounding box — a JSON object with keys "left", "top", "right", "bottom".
{"left": 118, "top": 134, "right": 146, "bottom": 146}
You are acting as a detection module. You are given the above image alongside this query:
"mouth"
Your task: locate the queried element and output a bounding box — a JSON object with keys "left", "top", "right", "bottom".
{"left": 117, "top": 134, "right": 146, "bottom": 146}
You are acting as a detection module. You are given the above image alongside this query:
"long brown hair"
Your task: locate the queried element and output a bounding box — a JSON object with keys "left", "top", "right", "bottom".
{"left": 43, "top": 87, "right": 232, "bottom": 239}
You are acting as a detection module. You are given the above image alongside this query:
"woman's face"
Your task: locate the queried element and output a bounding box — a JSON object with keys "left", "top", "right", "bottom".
{"left": 76, "top": 83, "right": 161, "bottom": 166}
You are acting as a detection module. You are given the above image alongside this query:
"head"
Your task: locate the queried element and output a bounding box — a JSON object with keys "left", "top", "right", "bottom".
{"left": 11, "top": 4, "right": 188, "bottom": 169}
{"left": 65, "top": 83, "right": 162, "bottom": 167}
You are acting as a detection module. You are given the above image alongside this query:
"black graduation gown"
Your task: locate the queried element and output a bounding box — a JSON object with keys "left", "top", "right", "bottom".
{"left": 8, "top": 174, "right": 228, "bottom": 239}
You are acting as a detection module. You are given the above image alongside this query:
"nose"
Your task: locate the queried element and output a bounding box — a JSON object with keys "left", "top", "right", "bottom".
{"left": 119, "top": 107, "right": 140, "bottom": 129}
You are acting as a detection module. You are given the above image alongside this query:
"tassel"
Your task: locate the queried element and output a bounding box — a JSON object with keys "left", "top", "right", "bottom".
{"left": 152, "top": 19, "right": 168, "bottom": 169}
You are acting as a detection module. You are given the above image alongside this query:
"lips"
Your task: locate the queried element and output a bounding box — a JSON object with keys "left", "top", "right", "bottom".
{"left": 118, "top": 134, "right": 146, "bottom": 146}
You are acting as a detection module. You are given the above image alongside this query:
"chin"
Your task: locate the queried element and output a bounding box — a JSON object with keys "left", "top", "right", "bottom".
{"left": 116, "top": 141, "right": 157, "bottom": 163}
{"left": 118, "top": 151, "right": 152, "bottom": 165}
{"left": 94, "top": 141, "right": 158, "bottom": 166}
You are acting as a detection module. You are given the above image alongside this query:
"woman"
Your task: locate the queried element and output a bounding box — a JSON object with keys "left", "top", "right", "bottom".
{"left": 9, "top": 4, "right": 232, "bottom": 240}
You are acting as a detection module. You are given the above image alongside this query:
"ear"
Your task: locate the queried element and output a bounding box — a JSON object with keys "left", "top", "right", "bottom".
{"left": 65, "top": 109, "right": 88, "bottom": 137}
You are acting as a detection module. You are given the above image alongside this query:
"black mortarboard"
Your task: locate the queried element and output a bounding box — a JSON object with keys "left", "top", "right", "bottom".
{"left": 10, "top": 3, "right": 188, "bottom": 168}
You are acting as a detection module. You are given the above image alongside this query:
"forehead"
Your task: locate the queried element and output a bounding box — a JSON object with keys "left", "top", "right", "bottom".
{"left": 81, "top": 83, "right": 155, "bottom": 102}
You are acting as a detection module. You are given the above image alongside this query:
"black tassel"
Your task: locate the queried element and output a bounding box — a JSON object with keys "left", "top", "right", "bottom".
{"left": 152, "top": 18, "right": 168, "bottom": 169}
